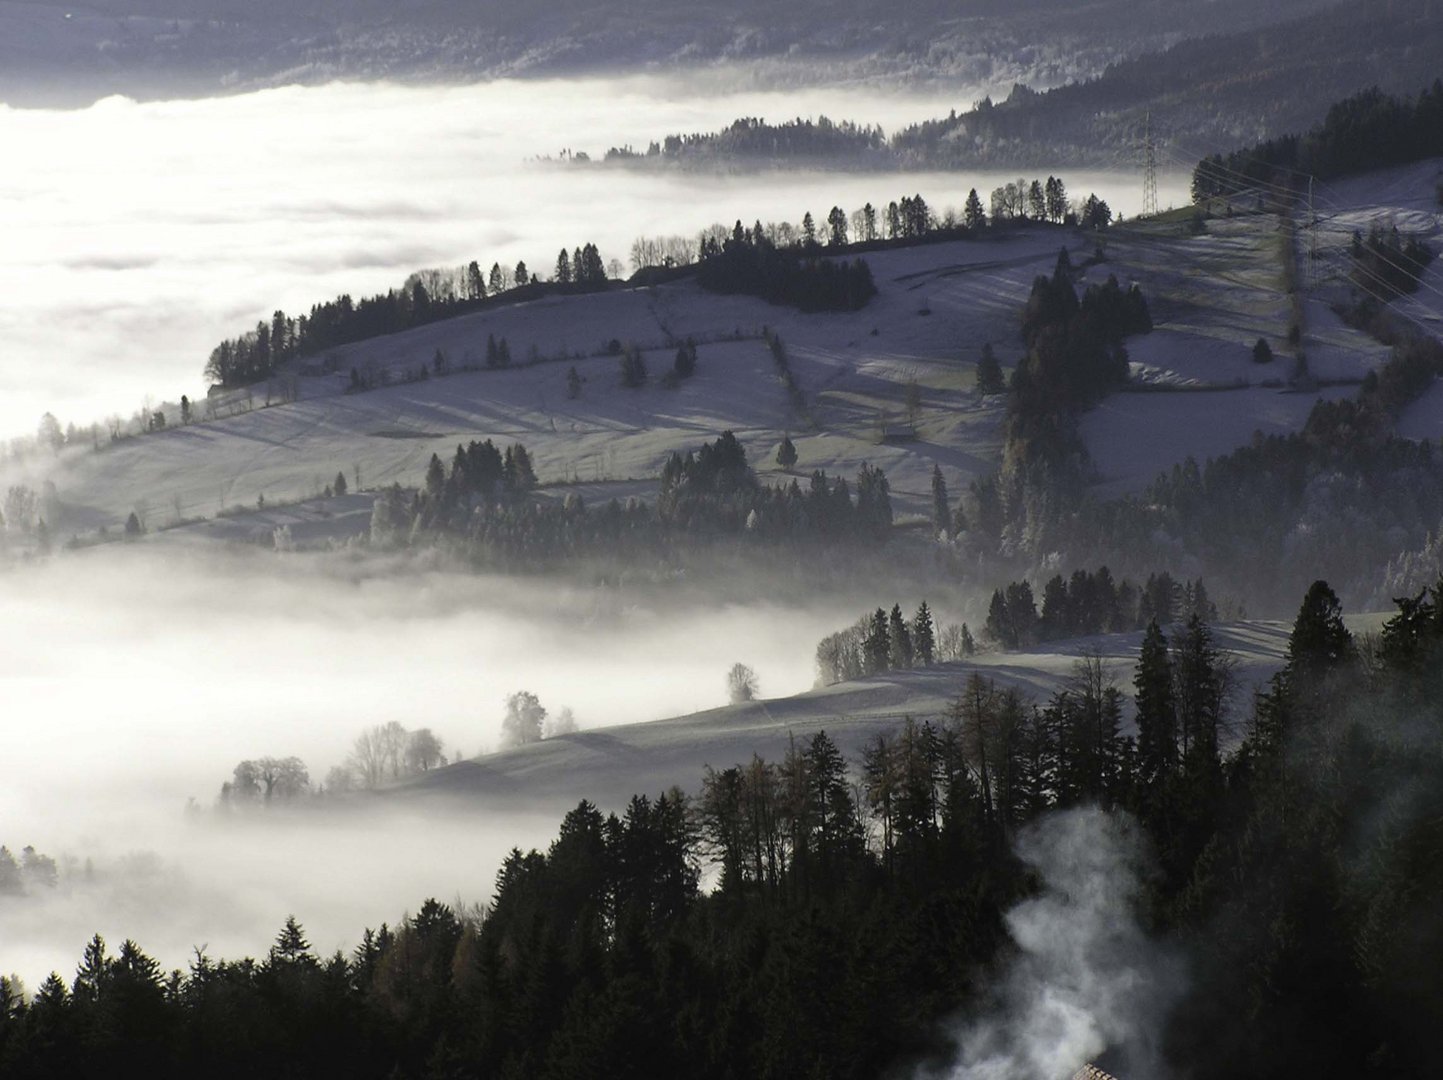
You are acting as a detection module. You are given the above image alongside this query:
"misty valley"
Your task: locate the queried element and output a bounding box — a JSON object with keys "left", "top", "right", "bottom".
{"left": 2, "top": 8, "right": 1443, "bottom": 1079}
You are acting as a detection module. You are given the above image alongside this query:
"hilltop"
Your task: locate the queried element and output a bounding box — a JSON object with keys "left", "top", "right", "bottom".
{"left": 23, "top": 162, "right": 1438, "bottom": 551}
{"left": 384, "top": 616, "right": 1310, "bottom": 814}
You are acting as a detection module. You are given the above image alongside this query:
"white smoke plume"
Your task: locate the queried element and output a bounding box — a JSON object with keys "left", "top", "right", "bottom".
{"left": 937, "top": 806, "right": 1183, "bottom": 1080}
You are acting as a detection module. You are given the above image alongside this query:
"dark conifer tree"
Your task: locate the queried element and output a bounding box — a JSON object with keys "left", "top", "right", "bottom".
{"left": 776, "top": 435, "right": 798, "bottom": 470}
{"left": 863, "top": 609, "right": 891, "bottom": 674}
{"left": 930, "top": 465, "right": 950, "bottom": 539}
{"left": 976, "top": 343, "right": 1006, "bottom": 395}
{"left": 964, "top": 188, "right": 986, "bottom": 229}
{"left": 888, "top": 604, "right": 913, "bottom": 669}
{"left": 912, "top": 602, "right": 936, "bottom": 666}
{"left": 1134, "top": 620, "right": 1177, "bottom": 785}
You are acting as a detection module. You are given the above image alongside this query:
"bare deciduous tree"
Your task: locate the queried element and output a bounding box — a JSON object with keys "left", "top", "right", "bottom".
{"left": 726, "top": 663, "right": 759, "bottom": 704}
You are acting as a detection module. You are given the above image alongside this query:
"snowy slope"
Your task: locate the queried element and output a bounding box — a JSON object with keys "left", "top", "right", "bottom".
{"left": 386, "top": 617, "right": 1364, "bottom": 815}
{"left": 31, "top": 234, "right": 1059, "bottom": 535}
{"left": 21, "top": 200, "right": 1420, "bottom": 538}
{"left": 1080, "top": 160, "right": 1443, "bottom": 494}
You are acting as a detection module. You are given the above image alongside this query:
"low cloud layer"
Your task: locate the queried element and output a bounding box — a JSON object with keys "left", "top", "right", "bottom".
{"left": 0, "top": 543, "right": 853, "bottom": 986}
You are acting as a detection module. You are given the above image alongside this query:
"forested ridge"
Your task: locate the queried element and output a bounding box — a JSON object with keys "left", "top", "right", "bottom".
{"left": 1192, "top": 80, "right": 1443, "bottom": 201}
{"left": 3, "top": 578, "right": 1441, "bottom": 1078}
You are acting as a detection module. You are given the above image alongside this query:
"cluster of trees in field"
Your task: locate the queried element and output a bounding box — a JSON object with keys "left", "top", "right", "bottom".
{"left": 0, "top": 845, "right": 58, "bottom": 897}
{"left": 950, "top": 247, "right": 1152, "bottom": 561}
{"left": 216, "top": 723, "right": 451, "bottom": 807}
{"left": 9, "top": 579, "right": 1437, "bottom": 1076}
{"left": 812, "top": 601, "right": 967, "bottom": 685}
{"left": 695, "top": 220, "right": 876, "bottom": 312}
{"left": 499, "top": 691, "right": 577, "bottom": 748}
{"left": 365, "top": 431, "right": 899, "bottom": 572}
{"left": 370, "top": 439, "right": 537, "bottom": 545}
{"left": 983, "top": 568, "right": 1217, "bottom": 650}
{"left": 657, "top": 431, "right": 893, "bottom": 539}
{"left": 1349, "top": 219, "right": 1436, "bottom": 298}
{"left": 1016, "top": 248, "right": 1151, "bottom": 408}
{"left": 1191, "top": 82, "right": 1443, "bottom": 202}
{"left": 211, "top": 703, "right": 585, "bottom": 808}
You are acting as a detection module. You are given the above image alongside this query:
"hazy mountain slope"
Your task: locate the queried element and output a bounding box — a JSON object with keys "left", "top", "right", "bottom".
{"left": 0, "top": 0, "right": 1338, "bottom": 107}
{"left": 890, "top": 0, "right": 1443, "bottom": 166}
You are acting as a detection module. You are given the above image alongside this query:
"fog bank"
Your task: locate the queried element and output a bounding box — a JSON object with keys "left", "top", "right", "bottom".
{"left": 0, "top": 542, "right": 853, "bottom": 985}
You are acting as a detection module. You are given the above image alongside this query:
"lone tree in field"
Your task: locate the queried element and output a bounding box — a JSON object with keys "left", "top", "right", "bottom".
{"left": 620, "top": 346, "right": 647, "bottom": 388}
{"left": 976, "top": 343, "right": 1006, "bottom": 395}
{"left": 333, "top": 470, "right": 348, "bottom": 497}
{"left": 727, "top": 663, "right": 759, "bottom": 704}
{"left": 1252, "top": 337, "right": 1274, "bottom": 364}
{"left": 502, "top": 691, "right": 546, "bottom": 748}
{"left": 776, "top": 435, "right": 798, "bottom": 470}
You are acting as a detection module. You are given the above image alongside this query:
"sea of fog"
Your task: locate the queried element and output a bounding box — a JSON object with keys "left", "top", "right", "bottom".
{"left": 0, "top": 543, "right": 863, "bottom": 986}
{"left": 0, "top": 74, "right": 1191, "bottom": 441}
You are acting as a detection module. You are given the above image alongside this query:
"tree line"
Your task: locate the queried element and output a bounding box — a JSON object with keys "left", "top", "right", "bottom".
{"left": 0, "top": 845, "right": 58, "bottom": 897}
{"left": 695, "top": 220, "right": 876, "bottom": 313}
{"left": 984, "top": 568, "right": 1216, "bottom": 650}
{"left": 367, "top": 430, "right": 900, "bottom": 572}
{"left": 601, "top": 115, "right": 888, "bottom": 163}
{"left": 199, "top": 173, "right": 1107, "bottom": 392}
{"left": 202, "top": 244, "right": 616, "bottom": 389}
{"left": 946, "top": 247, "right": 1153, "bottom": 562}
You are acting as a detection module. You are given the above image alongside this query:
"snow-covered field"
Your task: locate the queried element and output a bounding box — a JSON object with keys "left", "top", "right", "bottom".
{"left": 26, "top": 233, "right": 1067, "bottom": 536}
{"left": 389, "top": 615, "right": 1366, "bottom": 814}
{"left": 24, "top": 191, "right": 1425, "bottom": 541}
{"left": 1081, "top": 160, "right": 1443, "bottom": 494}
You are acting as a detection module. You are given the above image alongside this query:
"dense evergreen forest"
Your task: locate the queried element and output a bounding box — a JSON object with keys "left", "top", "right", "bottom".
{"left": 3, "top": 578, "right": 1440, "bottom": 1078}
{"left": 1191, "top": 81, "right": 1443, "bottom": 201}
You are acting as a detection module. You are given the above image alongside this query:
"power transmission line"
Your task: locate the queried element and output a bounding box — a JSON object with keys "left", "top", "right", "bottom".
{"left": 1142, "top": 111, "right": 1159, "bottom": 218}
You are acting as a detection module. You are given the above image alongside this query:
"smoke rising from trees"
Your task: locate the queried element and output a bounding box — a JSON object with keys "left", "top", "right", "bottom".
{"left": 936, "top": 807, "right": 1182, "bottom": 1080}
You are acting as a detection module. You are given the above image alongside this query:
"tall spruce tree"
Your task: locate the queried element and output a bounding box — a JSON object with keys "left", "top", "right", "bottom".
{"left": 1134, "top": 620, "right": 1177, "bottom": 784}
{"left": 930, "top": 465, "right": 950, "bottom": 540}
{"left": 912, "top": 602, "right": 936, "bottom": 666}
{"left": 888, "top": 604, "right": 913, "bottom": 669}
{"left": 776, "top": 435, "right": 798, "bottom": 470}
{"left": 976, "top": 343, "right": 1006, "bottom": 395}
{"left": 863, "top": 609, "right": 891, "bottom": 674}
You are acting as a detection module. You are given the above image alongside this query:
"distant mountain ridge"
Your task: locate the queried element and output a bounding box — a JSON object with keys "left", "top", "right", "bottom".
{"left": 0, "top": 0, "right": 1336, "bottom": 107}
{"left": 574, "top": 0, "right": 1443, "bottom": 170}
